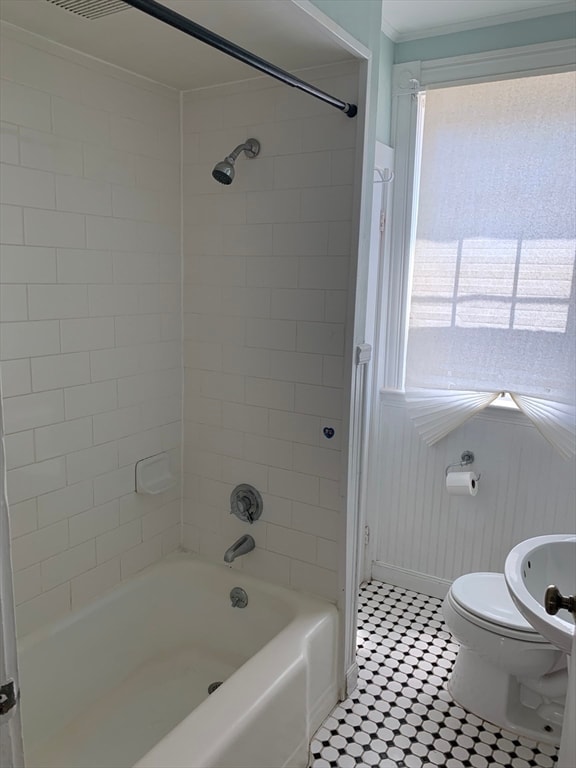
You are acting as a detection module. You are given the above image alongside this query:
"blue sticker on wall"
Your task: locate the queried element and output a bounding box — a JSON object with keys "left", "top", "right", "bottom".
{"left": 323, "top": 427, "right": 335, "bottom": 439}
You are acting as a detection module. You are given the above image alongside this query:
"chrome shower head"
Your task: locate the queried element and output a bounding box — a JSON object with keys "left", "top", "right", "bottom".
{"left": 212, "top": 138, "right": 260, "bottom": 185}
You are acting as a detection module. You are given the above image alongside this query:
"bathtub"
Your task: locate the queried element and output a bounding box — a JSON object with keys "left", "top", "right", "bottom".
{"left": 18, "top": 553, "right": 339, "bottom": 768}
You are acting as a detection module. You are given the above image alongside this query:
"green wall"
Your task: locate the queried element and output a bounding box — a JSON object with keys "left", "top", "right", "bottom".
{"left": 395, "top": 11, "right": 576, "bottom": 63}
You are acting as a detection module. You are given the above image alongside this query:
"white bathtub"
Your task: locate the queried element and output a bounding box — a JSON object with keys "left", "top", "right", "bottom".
{"left": 18, "top": 553, "right": 339, "bottom": 768}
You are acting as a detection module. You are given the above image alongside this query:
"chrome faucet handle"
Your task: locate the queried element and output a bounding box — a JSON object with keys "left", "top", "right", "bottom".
{"left": 544, "top": 585, "right": 576, "bottom": 617}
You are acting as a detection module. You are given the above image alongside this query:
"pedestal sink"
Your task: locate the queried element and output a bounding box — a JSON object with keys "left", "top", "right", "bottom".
{"left": 505, "top": 534, "right": 576, "bottom": 768}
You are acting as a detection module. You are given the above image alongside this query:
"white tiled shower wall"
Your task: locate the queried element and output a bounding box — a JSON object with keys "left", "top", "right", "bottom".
{"left": 181, "top": 63, "right": 359, "bottom": 600}
{"left": 0, "top": 27, "right": 182, "bottom": 635}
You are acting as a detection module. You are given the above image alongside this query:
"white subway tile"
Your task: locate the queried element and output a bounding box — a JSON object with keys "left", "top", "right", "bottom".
{"left": 5, "top": 430, "right": 34, "bottom": 470}
{"left": 51, "top": 96, "right": 110, "bottom": 144}
{"left": 117, "top": 427, "right": 163, "bottom": 467}
{"left": 324, "top": 291, "right": 347, "bottom": 323}
{"left": 142, "top": 500, "right": 180, "bottom": 541}
{"left": 269, "top": 410, "right": 319, "bottom": 446}
{"left": 322, "top": 355, "right": 344, "bottom": 388}
{"left": 328, "top": 221, "right": 351, "bottom": 256}
{"left": 120, "top": 535, "right": 162, "bottom": 578}
{"left": 35, "top": 417, "right": 93, "bottom": 461}
{"left": 269, "top": 351, "right": 323, "bottom": 385}
{"left": 291, "top": 502, "right": 339, "bottom": 540}
{"left": 89, "top": 346, "right": 139, "bottom": 382}
{"left": 273, "top": 222, "right": 328, "bottom": 257}
{"left": 41, "top": 540, "right": 96, "bottom": 591}
{"left": 293, "top": 444, "right": 340, "bottom": 481}
{"left": 113, "top": 251, "right": 159, "bottom": 284}
{"left": 0, "top": 245, "right": 57, "bottom": 283}
{"left": 93, "top": 465, "right": 135, "bottom": 505}
{"left": 57, "top": 249, "right": 113, "bottom": 284}
{"left": 301, "top": 115, "right": 356, "bottom": 153}
{"left": 31, "top": 352, "right": 90, "bottom": 392}
{"left": 137, "top": 284, "right": 180, "bottom": 315}
{"left": 88, "top": 284, "right": 140, "bottom": 317}
{"left": 37, "top": 480, "right": 94, "bottom": 527}
{"left": 270, "top": 289, "right": 324, "bottom": 321}
{"left": 0, "top": 81, "right": 51, "bottom": 131}
{"left": 221, "top": 224, "right": 272, "bottom": 257}
{"left": 109, "top": 115, "right": 159, "bottom": 158}
{"left": 64, "top": 380, "right": 117, "bottom": 419}
{"left": 298, "top": 257, "right": 349, "bottom": 289}
{"left": 0, "top": 121, "right": 19, "bottom": 164}
{"left": 0, "top": 360, "right": 31, "bottom": 397}
{"left": 268, "top": 467, "right": 319, "bottom": 505}
{"left": 220, "top": 456, "right": 269, "bottom": 492}
{"left": 245, "top": 377, "right": 294, "bottom": 411}
{"left": 244, "top": 434, "right": 293, "bottom": 470}
{"left": 55, "top": 175, "right": 111, "bottom": 216}
{"left": 296, "top": 322, "right": 344, "bottom": 355}
{"left": 61, "top": 317, "right": 114, "bottom": 352}
{"left": 11, "top": 520, "right": 68, "bottom": 571}
{"left": 316, "top": 537, "right": 338, "bottom": 570}
{"left": 290, "top": 560, "right": 336, "bottom": 600}
{"left": 28, "top": 284, "right": 88, "bottom": 320}
{"left": 221, "top": 345, "right": 270, "bottom": 378}
{"left": 83, "top": 144, "right": 135, "bottom": 186}
{"left": 246, "top": 256, "right": 298, "bottom": 288}
{"left": 267, "top": 524, "right": 317, "bottom": 564}
{"left": 16, "top": 583, "right": 70, "bottom": 637}
{"left": 92, "top": 405, "right": 141, "bottom": 445}
{"left": 0, "top": 284, "right": 27, "bottom": 321}
{"left": 3, "top": 390, "right": 64, "bottom": 433}
{"left": 319, "top": 478, "right": 343, "bottom": 511}
{"left": 0, "top": 204, "right": 23, "bottom": 244}
{"left": 0, "top": 163, "right": 55, "bottom": 208}
{"left": 24, "top": 209, "right": 85, "bottom": 248}
{"left": 246, "top": 318, "right": 296, "bottom": 351}
{"left": 1, "top": 319, "right": 57, "bottom": 358}
{"left": 20, "top": 128, "right": 83, "bottom": 175}
{"left": 199, "top": 371, "right": 245, "bottom": 403}
{"left": 221, "top": 402, "right": 268, "bottom": 435}
{"left": 7, "top": 499, "right": 38, "bottom": 539}
{"left": 69, "top": 500, "right": 119, "bottom": 546}
{"left": 246, "top": 190, "right": 300, "bottom": 224}
{"left": 96, "top": 519, "right": 141, "bottom": 564}
{"left": 115, "top": 315, "right": 161, "bottom": 347}
{"left": 66, "top": 442, "right": 118, "bottom": 485}
{"left": 71, "top": 559, "right": 120, "bottom": 610}
{"left": 301, "top": 185, "right": 353, "bottom": 222}
{"left": 274, "top": 152, "right": 331, "bottom": 189}
{"left": 220, "top": 286, "right": 271, "bottom": 319}
{"left": 241, "top": 547, "right": 291, "bottom": 587}
{"left": 295, "top": 383, "right": 343, "bottom": 419}
{"left": 0, "top": 36, "right": 84, "bottom": 100}
{"left": 13, "top": 563, "right": 42, "bottom": 605}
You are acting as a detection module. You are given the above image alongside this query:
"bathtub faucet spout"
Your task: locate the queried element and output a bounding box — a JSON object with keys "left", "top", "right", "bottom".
{"left": 224, "top": 534, "right": 255, "bottom": 563}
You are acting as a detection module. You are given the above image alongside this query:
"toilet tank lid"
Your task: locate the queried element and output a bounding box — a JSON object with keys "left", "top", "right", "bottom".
{"left": 451, "top": 572, "right": 536, "bottom": 632}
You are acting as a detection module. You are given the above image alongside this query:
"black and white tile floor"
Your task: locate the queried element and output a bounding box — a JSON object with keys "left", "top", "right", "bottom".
{"left": 310, "top": 581, "right": 558, "bottom": 768}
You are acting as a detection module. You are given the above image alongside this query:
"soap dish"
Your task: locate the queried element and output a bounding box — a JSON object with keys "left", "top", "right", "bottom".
{"left": 135, "top": 452, "right": 175, "bottom": 495}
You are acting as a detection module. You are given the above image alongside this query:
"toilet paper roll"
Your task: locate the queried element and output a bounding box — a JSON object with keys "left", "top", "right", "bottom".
{"left": 446, "top": 471, "right": 479, "bottom": 496}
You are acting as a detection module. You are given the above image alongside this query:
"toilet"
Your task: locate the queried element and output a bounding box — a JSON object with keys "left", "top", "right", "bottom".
{"left": 442, "top": 572, "right": 567, "bottom": 745}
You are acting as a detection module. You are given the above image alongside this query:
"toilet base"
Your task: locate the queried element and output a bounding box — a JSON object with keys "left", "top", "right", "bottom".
{"left": 448, "top": 646, "right": 563, "bottom": 746}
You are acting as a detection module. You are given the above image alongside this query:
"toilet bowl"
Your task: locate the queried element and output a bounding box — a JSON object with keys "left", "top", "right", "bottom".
{"left": 442, "top": 572, "right": 567, "bottom": 745}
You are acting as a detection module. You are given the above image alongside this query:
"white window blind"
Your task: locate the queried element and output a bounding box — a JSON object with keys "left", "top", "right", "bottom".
{"left": 405, "top": 72, "right": 576, "bottom": 459}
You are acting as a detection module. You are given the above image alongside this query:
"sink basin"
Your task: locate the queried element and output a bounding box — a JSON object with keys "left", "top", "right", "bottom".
{"left": 505, "top": 534, "right": 576, "bottom": 654}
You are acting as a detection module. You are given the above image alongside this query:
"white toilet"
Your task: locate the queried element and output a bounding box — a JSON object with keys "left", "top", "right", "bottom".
{"left": 442, "top": 572, "right": 568, "bottom": 745}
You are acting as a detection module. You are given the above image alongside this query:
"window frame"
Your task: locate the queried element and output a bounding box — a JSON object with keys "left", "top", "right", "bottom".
{"left": 381, "top": 40, "right": 576, "bottom": 396}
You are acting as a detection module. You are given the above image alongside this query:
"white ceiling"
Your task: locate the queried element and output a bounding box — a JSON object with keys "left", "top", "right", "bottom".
{"left": 382, "top": 0, "right": 575, "bottom": 42}
{"left": 0, "top": 0, "right": 356, "bottom": 90}
{"left": 0, "top": 0, "right": 573, "bottom": 90}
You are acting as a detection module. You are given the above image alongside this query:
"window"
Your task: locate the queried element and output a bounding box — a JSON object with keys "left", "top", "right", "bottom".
{"left": 387, "top": 53, "right": 576, "bottom": 459}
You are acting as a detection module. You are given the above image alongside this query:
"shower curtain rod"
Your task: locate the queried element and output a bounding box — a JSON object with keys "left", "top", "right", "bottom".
{"left": 121, "top": 0, "right": 358, "bottom": 117}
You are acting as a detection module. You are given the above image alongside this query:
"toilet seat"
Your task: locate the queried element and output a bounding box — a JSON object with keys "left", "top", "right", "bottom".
{"left": 449, "top": 572, "right": 550, "bottom": 643}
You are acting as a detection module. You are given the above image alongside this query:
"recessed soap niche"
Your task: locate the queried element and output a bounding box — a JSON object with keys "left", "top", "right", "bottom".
{"left": 135, "top": 452, "right": 176, "bottom": 495}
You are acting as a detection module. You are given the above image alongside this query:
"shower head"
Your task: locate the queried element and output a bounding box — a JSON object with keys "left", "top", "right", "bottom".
{"left": 212, "top": 138, "right": 260, "bottom": 185}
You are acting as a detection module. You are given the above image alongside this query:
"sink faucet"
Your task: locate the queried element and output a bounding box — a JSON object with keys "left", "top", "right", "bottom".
{"left": 224, "top": 534, "right": 255, "bottom": 563}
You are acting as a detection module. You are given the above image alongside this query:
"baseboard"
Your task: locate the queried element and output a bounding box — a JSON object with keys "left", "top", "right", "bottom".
{"left": 345, "top": 662, "right": 359, "bottom": 697}
{"left": 371, "top": 561, "right": 451, "bottom": 599}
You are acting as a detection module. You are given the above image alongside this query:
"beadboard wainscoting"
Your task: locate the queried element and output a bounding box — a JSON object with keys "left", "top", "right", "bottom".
{"left": 370, "top": 394, "right": 576, "bottom": 596}
{"left": 181, "top": 62, "right": 360, "bottom": 601}
{"left": 0, "top": 25, "right": 182, "bottom": 636}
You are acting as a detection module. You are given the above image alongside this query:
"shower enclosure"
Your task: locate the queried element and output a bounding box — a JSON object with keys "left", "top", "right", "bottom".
{"left": 0, "top": 0, "right": 376, "bottom": 763}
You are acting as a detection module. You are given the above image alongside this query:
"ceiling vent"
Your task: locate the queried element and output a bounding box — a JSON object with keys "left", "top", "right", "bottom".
{"left": 45, "top": 0, "right": 129, "bottom": 20}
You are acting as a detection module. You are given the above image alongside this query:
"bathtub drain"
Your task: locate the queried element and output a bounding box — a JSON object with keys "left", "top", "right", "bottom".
{"left": 208, "top": 681, "right": 223, "bottom": 695}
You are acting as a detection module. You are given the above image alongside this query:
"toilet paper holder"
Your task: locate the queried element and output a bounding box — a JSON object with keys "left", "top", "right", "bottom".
{"left": 445, "top": 450, "right": 480, "bottom": 480}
